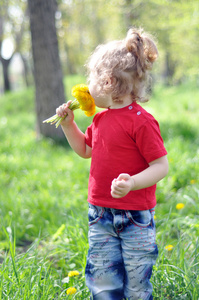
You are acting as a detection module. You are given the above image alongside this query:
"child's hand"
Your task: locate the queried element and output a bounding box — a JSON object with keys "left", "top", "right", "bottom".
{"left": 111, "top": 173, "right": 134, "bottom": 198}
{"left": 56, "top": 100, "right": 74, "bottom": 126}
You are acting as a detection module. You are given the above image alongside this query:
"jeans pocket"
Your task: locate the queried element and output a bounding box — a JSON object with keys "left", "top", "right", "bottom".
{"left": 88, "top": 204, "right": 104, "bottom": 226}
{"left": 126, "top": 209, "right": 152, "bottom": 227}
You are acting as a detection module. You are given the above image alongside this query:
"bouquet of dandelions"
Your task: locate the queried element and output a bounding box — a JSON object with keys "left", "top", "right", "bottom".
{"left": 43, "top": 84, "right": 96, "bottom": 128}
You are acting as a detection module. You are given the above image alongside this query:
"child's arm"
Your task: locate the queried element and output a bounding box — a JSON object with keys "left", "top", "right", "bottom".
{"left": 56, "top": 101, "right": 92, "bottom": 158}
{"left": 111, "top": 155, "right": 168, "bottom": 198}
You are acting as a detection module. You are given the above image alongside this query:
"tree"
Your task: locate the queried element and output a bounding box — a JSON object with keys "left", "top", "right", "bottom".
{"left": 0, "top": 2, "right": 12, "bottom": 91}
{"left": 28, "top": 0, "right": 65, "bottom": 139}
{"left": 0, "top": 0, "right": 31, "bottom": 92}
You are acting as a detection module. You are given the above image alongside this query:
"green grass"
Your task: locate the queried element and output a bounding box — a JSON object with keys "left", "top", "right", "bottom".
{"left": 0, "top": 78, "right": 199, "bottom": 299}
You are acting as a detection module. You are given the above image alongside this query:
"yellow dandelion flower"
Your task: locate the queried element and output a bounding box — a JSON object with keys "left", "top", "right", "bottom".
{"left": 66, "top": 287, "right": 77, "bottom": 295}
{"left": 43, "top": 84, "right": 96, "bottom": 128}
{"left": 165, "top": 244, "right": 174, "bottom": 251}
{"left": 190, "top": 179, "right": 196, "bottom": 185}
{"left": 71, "top": 84, "right": 95, "bottom": 114}
{"left": 176, "top": 203, "right": 185, "bottom": 210}
{"left": 68, "top": 270, "right": 80, "bottom": 277}
{"left": 154, "top": 215, "right": 157, "bottom": 220}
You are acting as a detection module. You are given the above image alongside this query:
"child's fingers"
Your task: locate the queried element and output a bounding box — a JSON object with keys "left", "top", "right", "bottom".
{"left": 111, "top": 184, "right": 122, "bottom": 197}
{"left": 111, "top": 175, "right": 133, "bottom": 198}
{"left": 111, "top": 186, "right": 125, "bottom": 198}
{"left": 67, "top": 100, "right": 73, "bottom": 106}
{"left": 112, "top": 179, "right": 126, "bottom": 189}
{"left": 111, "top": 191, "right": 121, "bottom": 198}
{"left": 56, "top": 104, "right": 65, "bottom": 117}
{"left": 111, "top": 179, "right": 125, "bottom": 194}
{"left": 56, "top": 102, "right": 71, "bottom": 118}
{"left": 116, "top": 173, "right": 130, "bottom": 182}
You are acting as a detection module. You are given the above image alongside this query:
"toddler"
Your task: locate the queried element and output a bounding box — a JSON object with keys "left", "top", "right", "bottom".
{"left": 56, "top": 28, "right": 168, "bottom": 300}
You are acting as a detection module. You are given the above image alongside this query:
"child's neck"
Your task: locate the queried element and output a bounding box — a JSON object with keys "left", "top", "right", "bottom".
{"left": 109, "top": 95, "right": 133, "bottom": 109}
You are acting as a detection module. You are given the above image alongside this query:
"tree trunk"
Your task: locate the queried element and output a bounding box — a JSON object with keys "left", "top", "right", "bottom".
{"left": 28, "top": 0, "right": 65, "bottom": 140}
{"left": 123, "top": 0, "right": 141, "bottom": 29}
{"left": 20, "top": 53, "right": 32, "bottom": 87}
{"left": 0, "top": 57, "right": 12, "bottom": 92}
{"left": 163, "top": 52, "right": 175, "bottom": 86}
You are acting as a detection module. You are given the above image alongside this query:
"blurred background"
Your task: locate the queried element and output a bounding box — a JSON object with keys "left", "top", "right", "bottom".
{"left": 1, "top": 0, "right": 199, "bottom": 92}
{"left": 0, "top": 0, "right": 199, "bottom": 93}
{"left": 1, "top": 0, "right": 199, "bottom": 136}
{"left": 1, "top": 0, "right": 199, "bottom": 139}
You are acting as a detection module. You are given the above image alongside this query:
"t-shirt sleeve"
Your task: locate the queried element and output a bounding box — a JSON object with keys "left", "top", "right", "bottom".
{"left": 85, "top": 123, "right": 93, "bottom": 148}
{"left": 135, "top": 119, "right": 167, "bottom": 163}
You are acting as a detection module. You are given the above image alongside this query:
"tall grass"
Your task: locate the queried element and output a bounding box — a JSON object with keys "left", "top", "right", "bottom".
{"left": 0, "top": 78, "right": 198, "bottom": 299}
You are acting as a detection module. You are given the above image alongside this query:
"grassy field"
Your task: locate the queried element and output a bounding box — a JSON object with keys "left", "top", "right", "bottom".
{"left": 0, "top": 77, "right": 199, "bottom": 299}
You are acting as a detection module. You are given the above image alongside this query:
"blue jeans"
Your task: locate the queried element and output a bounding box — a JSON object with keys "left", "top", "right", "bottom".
{"left": 85, "top": 204, "right": 158, "bottom": 300}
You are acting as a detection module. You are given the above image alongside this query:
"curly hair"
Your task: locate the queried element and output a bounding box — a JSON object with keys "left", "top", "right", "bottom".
{"left": 86, "top": 28, "right": 158, "bottom": 103}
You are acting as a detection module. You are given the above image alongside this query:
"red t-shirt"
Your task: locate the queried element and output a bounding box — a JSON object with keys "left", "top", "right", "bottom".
{"left": 85, "top": 102, "right": 167, "bottom": 210}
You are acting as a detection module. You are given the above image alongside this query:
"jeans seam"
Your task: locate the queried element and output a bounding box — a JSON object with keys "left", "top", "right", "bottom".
{"left": 89, "top": 207, "right": 105, "bottom": 227}
{"left": 126, "top": 211, "right": 150, "bottom": 228}
{"left": 117, "top": 213, "right": 125, "bottom": 234}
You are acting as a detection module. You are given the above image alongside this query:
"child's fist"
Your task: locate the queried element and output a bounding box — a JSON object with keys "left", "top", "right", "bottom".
{"left": 56, "top": 101, "right": 74, "bottom": 125}
{"left": 111, "top": 173, "right": 134, "bottom": 198}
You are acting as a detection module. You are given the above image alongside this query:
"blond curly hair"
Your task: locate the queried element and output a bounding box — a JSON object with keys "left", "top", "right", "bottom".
{"left": 87, "top": 28, "right": 158, "bottom": 103}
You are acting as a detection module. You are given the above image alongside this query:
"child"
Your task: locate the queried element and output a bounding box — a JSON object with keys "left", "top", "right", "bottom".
{"left": 56, "top": 28, "right": 168, "bottom": 300}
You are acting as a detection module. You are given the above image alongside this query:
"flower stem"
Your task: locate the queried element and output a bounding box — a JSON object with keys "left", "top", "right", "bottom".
{"left": 42, "top": 100, "right": 80, "bottom": 128}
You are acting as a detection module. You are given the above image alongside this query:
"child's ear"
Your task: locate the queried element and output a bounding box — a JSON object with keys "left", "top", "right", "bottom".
{"left": 110, "top": 76, "right": 116, "bottom": 86}
{"left": 105, "top": 77, "right": 111, "bottom": 86}
{"left": 104, "top": 75, "right": 116, "bottom": 94}
{"left": 105, "top": 76, "right": 116, "bottom": 86}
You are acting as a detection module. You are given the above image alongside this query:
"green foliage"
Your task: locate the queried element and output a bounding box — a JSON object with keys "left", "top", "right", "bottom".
{"left": 0, "top": 78, "right": 199, "bottom": 298}
{"left": 1, "top": 0, "right": 199, "bottom": 93}
{"left": 57, "top": 0, "right": 199, "bottom": 82}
